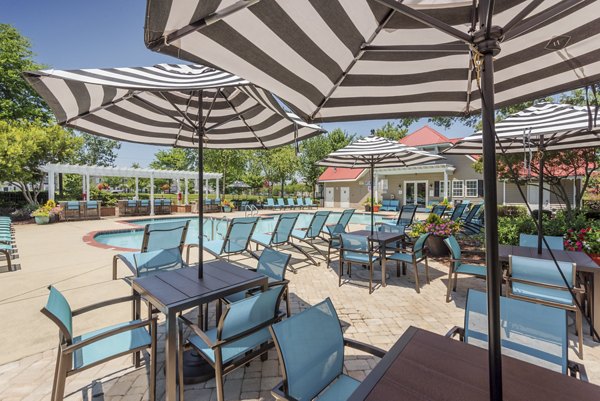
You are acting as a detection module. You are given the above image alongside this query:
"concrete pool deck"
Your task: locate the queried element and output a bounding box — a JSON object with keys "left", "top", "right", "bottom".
{"left": 1, "top": 208, "right": 599, "bottom": 400}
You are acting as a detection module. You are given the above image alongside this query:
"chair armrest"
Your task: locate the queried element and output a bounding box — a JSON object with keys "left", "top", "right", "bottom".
{"left": 450, "top": 258, "right": 484, "bottom": 265}
{"left": 72, "top": 295, "right": 136, "bottom": 316}
{"left": 247, "top": 280, "right": 289, "bottom": 296}
{"left": 568, "top": 360, "right": 588, "bottom": 382}
{"left": 445, "top": 326, "right": 464, "bottom": 341}
{"left": 179, "top": 314, "right": 216, "bottom": 348}
{"left": 343, "top": 338, "right": 386, "bottom": 358}
{"left": 62, "top": 318, "right": 156, "bottom": 354}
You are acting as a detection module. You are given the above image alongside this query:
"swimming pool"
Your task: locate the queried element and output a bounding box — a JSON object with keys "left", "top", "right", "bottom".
{"left": 91, "top": 211, "right": 394, "bottom": 250}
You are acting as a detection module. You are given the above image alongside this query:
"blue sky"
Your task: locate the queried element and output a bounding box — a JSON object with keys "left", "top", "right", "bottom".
{"left": 4, "top": 1, "right": 472, "bottom": 167}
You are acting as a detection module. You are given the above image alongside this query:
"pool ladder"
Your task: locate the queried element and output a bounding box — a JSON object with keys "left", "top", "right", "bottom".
{"left": 244, "top": 204, "right": 259, "bottom": 217}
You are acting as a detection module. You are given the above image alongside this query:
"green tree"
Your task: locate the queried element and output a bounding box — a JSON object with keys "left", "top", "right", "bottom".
{"left": 203, "top": 149, "right": 247, "bottom": 195}
{"left": 370, "top": 120, "right": 416, "bottom": 140}
{"left": 150, "top": 148, "right": 197, "bottom": 171}
{"left": 75, "top": 133, "right": 121, "bottom": 166}
{"left": 256, "top": 146, "right": 299, "bottom": 195}
{"left": 0, "top": 24, "right": 50, "bottom": 122}
{"left": 0, "top": 121, "right": 82, "bottom": 204}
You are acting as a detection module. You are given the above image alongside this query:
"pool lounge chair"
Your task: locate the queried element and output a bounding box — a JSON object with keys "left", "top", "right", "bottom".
{"left": 448, "top": 202, "right": 469, "bottom": 221}
{"left": 447, "top": 289, "right": 587, "bottom": 380}
{"left": 277, "top": 198, "right": 287, "bottom": 209}
{"left": 381, "top": 204, "right": 417, "bottom": 229}
{"left": 263, "top": 198, "right": 277, "bottom": 209}
{"left": 431, "top": 204, "right": 446, "bottom": 217}
{"left": 286, "top": 198, "right": 297, "bottom": 209}
{"left": 304, "top": 197, "right": 317, "bottom": 209}
{"left": 323, "top": 209, "right": 355, "bottom": 264}
{"left": 290, "top": 211, "right": 330, "bottom": 266}
{"left": 251, "top": 213, "right": 299, "bottom": 257}
{"left": 187, "top": 217, "right": 259, "bottom": 262}
{"left": 295, "top": 198, "right": 305, "bottom": 209}
{"left": 112, "top": 220, "right": 190, "bottom": 280}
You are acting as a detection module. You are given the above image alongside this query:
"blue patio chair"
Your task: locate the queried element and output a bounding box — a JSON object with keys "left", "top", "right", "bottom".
{"left": 223, "top": 248, "right": 292, "bottom": 316}
{"left": 390, "top": 199, "right": 400, "bottom": 211}
{"left": 380, "top": 199, "right": 392, "bottom": 211}
{"left": 64, "top": 201, "right": 81, "bottom": 220}
{"left": 162, "top": 198, "right": 172, "bottom": 214}
{"left": 138, "top": 199, "right": 150, "bottom": 215}
{"left": 42, "top": 286, "right": 157, "bottom": 401}
{"left": 323, "top": 209, "right": 355, "bottom": 264}
{"left": 388, "top": 233, "right": 430, "bottom": 293}
{"left": 431, "top": 204, "right": 447, "bottom": 217}
{"left": 444, "top": 235, "right": 486, "bottom": 302}
{"left": 251, "top": 213, "right": 299, "bottom": 253}
{"left": 153, "top": 198, "right": 162, "bottom": 213}
{"left": 125, "top": 199, "right": 138, "bottom": 216}
{"left": 83, "top": 200, "right": 100, "bottom": 219}
{"left": 179, "top": 285, "right": 286, "bottom": 401}
{"left": 447, "top": 289, "right": 587, "bottom": 380}
{"left": 519, "top": 233, "right": 564, "bottom": 250}
{"left": 187, "top": 217, "right": 259, "bottom": 262}
{"left": 269, "top": 298, "right": 385, "bottom": 401}
{"left": 449, "top": 202, "right": 469, "bottom": 221}
{"left": 286, "top": 198, "right": 297, "bottom": 209}
{"left": 508, "top": 255, "right": 584, "bottom": 357}
{"left": 304, "top": 197, "right": 317, "bottom": 209}
{"left": 0, "top": 243, "right": 15, "bottom": 271}
{"left": 381, "top": 204, "right": 417, "bottom": 229}
{"left": 113, "top": 220, "right": 190, "bottom": 280}
{"left": 460, "top": 203, "right": 484, "bottom": 235}
{"left": 339, "top": 234, "right": 381, "bottom": 293}
{"left": 295, "top": 197, "right": 305, "bottom": 208}
{"left": 277, "top": 198, "right": 287, "bottom": 209}
{"left": 263, "top": 198, "right": 276, "bottom": 209}
{"left": 290, "top": 211, "right": 330, "bottom": 266}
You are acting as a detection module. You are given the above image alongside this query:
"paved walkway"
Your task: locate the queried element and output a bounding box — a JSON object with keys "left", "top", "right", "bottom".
{"left": 1, "top": 210, "right": 599, "bottom": 400}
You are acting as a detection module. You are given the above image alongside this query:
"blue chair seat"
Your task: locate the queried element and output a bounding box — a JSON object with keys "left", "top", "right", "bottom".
{"left": 512, "top": 283, "right": 574, "bottom": 306}
{"left": 72, "top": 320, "right": 151, "bottom": 369}
{"left": 342, "top": 251, "right": 379, "bottom": 264}
{"left": 291, "top": 229, "right": 308, "bottom": 239}
{"left": 203, "top": 239, "right": 225, "bottom": 256}
{"left": 189, "top": 326, "right": 272, "bottom": 364}
{"left": 251, "top": 233, "right": 273, "bottom": 247}
{"left": 387, "top": 253, "right": 414, "bottom": 263}
{"left": 315, "top": 374, "right": 360, "bottom": 401}
{"left": 455, "top": 264, "right": 487, "bottom": 276}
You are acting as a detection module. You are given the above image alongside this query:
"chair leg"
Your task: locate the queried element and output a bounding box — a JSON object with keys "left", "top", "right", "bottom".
{"left": 348, "top": 262, "right": 352, "bottom": 278}
{"left": 284, "top": 288, "right": 291, "bottom": 317}
{"left": 413, "top": 260, "right": 420, "bottom": 294}
{"left": 150, "top": 319, "right": 157, "bottom": 401}
{"left": 53, "top": 351, "right": 68, "bottom": 401}
{"left": 446, "top": 268, "right": 454, "bottom": 303}
{"left": 326, "top": 242, "right": 332, "bottom": 266}
{"left": 177, "top": 320, "right": 185, "bottom": 401}
{"left": 214, "top": 352, "right": 225, "bottom": 401}
{"left": 577, "top": 309, "right": 584, "bottom": 358}
{"left": 338, "top": 256, "right": 343, "bottom": 287}
{"left": 369, "top": 261, "right": 373, "bottom": 294}
{"left": 3, "top": 250, "right": 11, "bottom": 272}
{"left": 453, "top": 272, "right": 458, "bottom": 291}
{"left": 112, "top": 255, "right": 119, "bottom": 280}
{"left": 50, "top": 348, "right": 62, "bottom": 401}
{"left": 289, "top": 242, "right": 319, "bottom": 266}
{"left": 425, "top": 257, "right": 430, "bottom": 284}
{"left": 396, "top": 260, "right": 400, "bottom": 277}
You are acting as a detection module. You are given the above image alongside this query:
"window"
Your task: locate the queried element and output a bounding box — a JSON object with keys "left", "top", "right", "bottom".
{"left": 439, "top": 181, "right": 446, "bottom": 197}
{"left": 465, "top": 180, "right": 478, "bottom": 197}
{"left": 452, "top": 180, "right": 464, "bottom": 197}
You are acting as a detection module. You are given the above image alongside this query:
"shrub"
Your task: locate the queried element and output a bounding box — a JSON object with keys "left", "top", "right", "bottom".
{"left": 498, "top": 216, "right": 537, "bottom": 245}
{"left": 497, "top": 205, "right": 528, "bottom": 218}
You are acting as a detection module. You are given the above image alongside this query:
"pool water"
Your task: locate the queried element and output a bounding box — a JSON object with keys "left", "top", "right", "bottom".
{"left": 93, "top": 211, "right": 392, "bottom": 250}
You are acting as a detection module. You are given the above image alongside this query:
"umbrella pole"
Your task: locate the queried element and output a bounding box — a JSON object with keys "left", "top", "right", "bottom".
{"left": 198, "top": 92, "right": 204, "bottom": 279}
{"left": 537, "top": 140, "right": 545, "bottom": 254}
{"left": 477, "top": 26, "right": 503, "bottom": 401}
{"left": 371, "top": 163, "right": 374, "bottom": 235}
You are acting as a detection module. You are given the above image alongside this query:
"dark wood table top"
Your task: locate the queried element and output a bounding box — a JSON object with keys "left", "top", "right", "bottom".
{"left": 499, "top": 244, "right": 600, "bottom": 273}
{"left": 347, "top": 230, "right": 405, "bottom": 243}
{"left": 349, "top": 327, "right": 600, "bottom": 401}
{"left": 131, "top": 260, "right": 267, "bottom": 313}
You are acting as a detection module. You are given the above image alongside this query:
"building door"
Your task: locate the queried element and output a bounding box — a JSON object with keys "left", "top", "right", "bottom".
{"left": 324, "top": 187, "right": 334, "bottom": 208}
{"left": 340, "top": 187, "right": 350, "bottom": 208}
{"left": 404, "top": 181, "right": 428, "bottom": 207}
{"left": 527, "top": 183, "right": 550, "bottom": 208}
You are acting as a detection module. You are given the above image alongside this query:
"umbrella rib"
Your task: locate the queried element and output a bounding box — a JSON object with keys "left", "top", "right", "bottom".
{"left": 204, "top": 103, "right": 262, "bottom": 132}
{"left": 131, "top": 94, "right": 197, "bottom": 133}
{"left": 218, "top": 88, "right": 267, "bottom": 149}
{"left": 202, "top": 90, "right": 220, "bottom": 129}
{"left": 157, "top": 92, "right": 199, "bottom": 130}
{"left": 502, "top": 0, "right": 544, "bottom": 34}
{"left": 174, "top": 93, "right": 195, "bottom": 147}
{"left": 64, "top": 91, "right": 137, "bottom": 125}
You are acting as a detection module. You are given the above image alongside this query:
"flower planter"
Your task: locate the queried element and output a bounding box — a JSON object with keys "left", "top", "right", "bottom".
{"left": 222, "top": 206, "right": 232, "bottom": 213}
{"left": 426, "top": 235, "right": 450, "bottom": 257}
{"left": 100, "top": 206, "right": 116, "bottom": 217}
{"left": 364, "top": 205, "right": 371, "bottom": 212}
{"left": 372, "top": 205, "right": 380, "bottom": 212}
{"left": 588, "top": 253, "right": 600, "bottom": 266}
{"left": 34, "top": 216, "right": 50, "bottom": 225}
{"left": 176, "top": 205, "right": 191, "bottom": 213}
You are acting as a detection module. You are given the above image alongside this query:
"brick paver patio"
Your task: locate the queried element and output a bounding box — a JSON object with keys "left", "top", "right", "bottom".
{"left": 1, "top": 210, "right": 598, "bottom": 400}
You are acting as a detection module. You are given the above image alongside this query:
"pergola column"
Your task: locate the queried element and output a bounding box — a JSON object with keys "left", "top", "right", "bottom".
{"left": 135, "top": 177, "right": 139, "bottom": 199}
{"left": 81, "top": 174, "right": 86, "bottom": 198}
{"left": 150, "top": 174, "right": 155, "bottom": 215}
{"left": 184, "top": 178, "right": 189, "bottom": 205}
{"left": 48, "top": 171, "right": 55, "bottom": 201}
{"left": 216, "top": 177, "right": 220, "bottom": 199}
{"left": 176, "top": 179, "right": 182, "bottom": 204}
{"left": 443, "top": 169, "right": 448, "bottom": 199}
{"left": 86, "top": 174, "right": 90, "bottom": 201}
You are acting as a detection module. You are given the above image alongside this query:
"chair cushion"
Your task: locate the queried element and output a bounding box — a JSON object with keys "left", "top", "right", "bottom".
{"left": 456, "top": 263, "right": 487, "bottom": 277}
{"left": 72, "top": 320, "right": 151, "bottom": 369}
{"left": 188, "top": 326, "right": 272, "bottom": 364}
{"left": 512, "top": 283, "right": 574, "bottom": 306}
{"left": 252, "top": 233, "right": 273, "bottom": 247}
{"left": 342, "top": 251, "right": 379, "bottom": 264}
{"left": 203, "top": 239, "right": 225, "bottom": 256}
{"left": 315, "top": 374, "right": 361, "bottom": 401}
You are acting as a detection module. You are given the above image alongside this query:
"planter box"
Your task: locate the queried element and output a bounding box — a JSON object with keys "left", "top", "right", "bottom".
{"left": 176, "top": 205, "right": 192, "bottom": 213}
{"left": 101, "top": 206, "right": 116, "bottom": 217}
{"left": 34, "top": 216, "right": 50, "bottom": 225}
{"left": 373, "top": 205, "right": 381, "bottom": 212}
{"left": 588, "top": 253, "right": 600, "bottom": 266}
{"left": 364, "top": 205, "right": 371, "bottom": 212}
{"left": 426, "top": 235, "right": 450, "bottom": 257}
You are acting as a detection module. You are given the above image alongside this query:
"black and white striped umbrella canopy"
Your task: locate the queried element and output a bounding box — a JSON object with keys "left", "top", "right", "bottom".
{"left": 318, "top": 135, "right": 443, "bottom": 168}
{"left": 444, "top": 103, "right": 600, "bottom": 154}
{"left": 144, "top": 1, "right": 600, "bottom": 123}
{"left": 24, "top": 63, "right": 324, "bottom": 149}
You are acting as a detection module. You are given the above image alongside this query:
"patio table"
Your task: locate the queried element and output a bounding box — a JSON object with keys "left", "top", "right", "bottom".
{"left": 346, "top": 230, "right": 405, "bottom": 287}
{"left": 348, "top": 326, "right": 600, "bottom": 401}
{"left": 499, "top": 244, "right": 600, "bottom": 341}
{"left": 131, "top": 260, "right": 268, "bottom": 401}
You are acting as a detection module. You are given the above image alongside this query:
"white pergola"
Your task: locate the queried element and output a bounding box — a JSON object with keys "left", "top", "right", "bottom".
{"left": 42, "top": 164, "right": 222, "bottom": 215}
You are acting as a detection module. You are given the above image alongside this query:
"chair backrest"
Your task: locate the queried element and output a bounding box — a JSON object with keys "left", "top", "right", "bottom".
{"left": 86, "top": 201, "right": 98, "bottom": 209}
{"left": 214, "top": 198, "right": 221, "bottom": 203}
{"left": 337, "top": 209, "right": 355, "bottom": 230}
{"left": 286, "top": 198, "right": 295, "bottom": 206}
{"left": 450, "top": 202, "right": 468, "bottom": 221}
{"left": 267, "top": 198, "right": 275, "bottom": 206}
{"left": 305, "top": 197, "right": 313, "bottom": 205}
{"left": 464, "top": 289, "right": 568, "bottom": 374}
{"left": 41, "top": 286, "right": 73, "bottom": 342}
{"left": 134, "top": 248, "right": 185, "bottom": 277}
{"left": 270, "top": 298, "right": 344, "bottom": 400}
{"left": 154, "top": 199, "right": 162, "bottom": 206}
{"left": 142, "top": 220, "right": 190, "bottom": 252}
{"left": 463, "top": 203, "right": 482, "bottom": 222}
{"left": 340, "top": 233, "right": 369, "bottom": 254}
{"left": 444, "top": 236, "right": 461, "bottom": 268}
{"left": 140, "top": 200, "right": 149, "bottom": 206}
{"left": 127, "top": 200, "right": 137, "bottom": 207}
{"left": 519, "top": 234, "right": 564, "bottom": 251}
{"left": 305, "top": 211, "right": 330, "bottom": 238}
{"left": 391, "top": 200, "right": 400, "bottom": 211}
{"left": 431, "top": 204, "right": 446, "bottom": 217}
{"left": 163, "top": 199, "right": 172, "bottom": 206}
{"left": 223, "top": 217, "right": 259, "bottom": 254}
{"left": 382, "top": 199, "right": 390, "bottom": 207}
{"left": 272, "top": 213, "right": 299, "bottom": 244}
{"left": 398, "top": 204, "right": 417, "bottom": 225}
{"left": 413, "top": 233, "right": 430, "bottom": 259}
{"left": 277, "top": 198, "right": 286, "bottom": 206}
{"left": 257, "top": 248, "right": 291, "bottom": 282}
{"left": 509, "top": 255, "right": 575, "bottom": 289}
{"left": 296, "top": 198, "right": 305, "bottom": 206}
{"left": 67, "top": 201, "right": 80, "bottom": 210}
{"left": 219, "top": 285, "right": 286, "bottom": 342}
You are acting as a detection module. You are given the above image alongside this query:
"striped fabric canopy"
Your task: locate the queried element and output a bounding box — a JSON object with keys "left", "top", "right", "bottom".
{"left": 444, "top": 103, "right": 600, "bottom": 154}
{"left": 318, "top": 135, "right": 442, "bottom": 168}
{"left": 144, "top": 0, "right": 600, "bottom": 123}
{"left": 24, "top": 63, "right": 324, "bottom": 149}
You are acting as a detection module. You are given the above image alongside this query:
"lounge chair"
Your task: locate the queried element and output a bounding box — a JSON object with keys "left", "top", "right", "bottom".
{"left": 83, "top": 200, "right": 101, "bottom": 219}
{"left": 277, "top": 198, "right": 287, "bottom": 209}
{"left": 519, "top": 233, "right": 564, "bottom": 250}
{"left": 381, "top": 204, "right": 417, "bottom": 229}
{"left": 460, "top": 203, "right": 484, "bottom": 235}
{"left": 42, "top": 286, "right": 157, "bottom": 401}
{"left": 63, "top": 201, "right": 81, "bottom": 220}
{"left": 449, "top": 202, "right": 469, "bottom": 221}
{"left": 431, "top": 204, "right": 446, "bottom": 217}
{"left": 323, "top": 209, "right": 355, "bottom": 264}
{"left": 263, "top": 198, "right": 277, "bottom": 209}
{"left": 223, "top": 248, "right": 292, "bottom": 316}
{"left": 251, "top": 213, "right": 299, "bottom": 256}
{"left": 304, "top": 197, "right": 317, "bottom": 209}
{"left": 295, "top": 198, "right": 305, "bottom": 209}
{"left": 290, "top": 211, "right": 330, "bottom": 265}
{"left": 178, "top": 285, "right": 286, "bottom": 401}
{"left": 444, "top": 235, "right": 486, "bottom": 302}
{"left": 339, "top": 233, "right": 381, "bottom": 293}
{"left": 269, "top": 298, "right": 385, "bottom": 401}
{"left": 507, "top": 255, "right": 584, "bottom": 357}
{"left": 448, "top": 289, "right": 587, "bottom": 380}
{"left": 112, "top": 220, "right": 190, "bottom": 280}
{"left": 387, "top": 233, "right": 430, "bottom": 293}
{"left": 187, "top": 217, "right": 259, "bottom": 262}
{"left": 285, "top": 198, "right": 296, "bottom": 209}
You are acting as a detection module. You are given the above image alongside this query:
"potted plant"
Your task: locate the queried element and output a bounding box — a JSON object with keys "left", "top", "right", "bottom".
{"left": 411, "top": 214, "right": 462, "bottom": 257}
{"left": 363, "top": 197, "right": 372, "bottom": 212}
{"left": 222, "top": 199, "right": 234, "bottom": 213}
{"left": 565, "top": 227, "right": 600, "bottom": 264}
{"left": 30, "top": 200, "right": 62, "bottom": 225}
{"left": 372, "top": 199, "right": 382, "bottom": 213}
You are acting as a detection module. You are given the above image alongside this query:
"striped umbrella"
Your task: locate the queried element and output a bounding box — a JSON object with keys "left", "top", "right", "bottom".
{"left": 318, "top": 135, "right": 443, "bottom": 232}
{"left": 24, "top": 63, "right": 324, "bottom": 280}
{"left": 23, "top": 63, "right": 324, "bottom": 149}
{"left": 445, "top": 102, "right": 600, "bottom": 254}
{"left": 145, "top": 1, "right": 600, "bottom": 397}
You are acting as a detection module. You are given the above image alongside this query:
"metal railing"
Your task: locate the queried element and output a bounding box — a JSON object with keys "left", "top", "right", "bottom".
{"left": 244, "top": 204, "right": 259, "bottom": 217}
